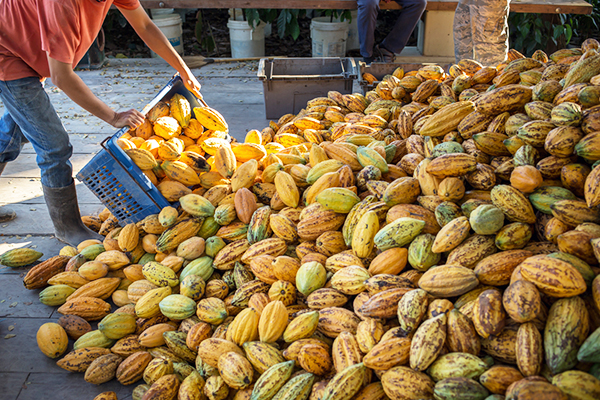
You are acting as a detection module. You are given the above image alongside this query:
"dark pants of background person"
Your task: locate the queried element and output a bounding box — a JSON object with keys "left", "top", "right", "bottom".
{"left": 357, "top": 0, "right": 428, "bottom": 58}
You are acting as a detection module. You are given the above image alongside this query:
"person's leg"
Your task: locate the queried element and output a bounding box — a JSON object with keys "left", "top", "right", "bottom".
{"left": 0, "top": 78, "right": 73, "bottom": 188}
{"left": 41, "top": 183, "right": 104, "bottom": 246}
{"left": 0, "top": 161, "right": 17, "bottom": 222}
{"left": 0, "top": 105, "right": 26, "bottom": 222}
{"left": 0, "top": 78, "right": 102, "bottom": 245}
{"left": 357, "top": 0, "right": 381, "bottom": 61}
{"left": 380, "top": 0, "right": 427, "bottom": 54}
{"left": 471, "top": 0, "right": 510, "bottom": 66}
{"left": 0, "top": 111, "right": 24, "bottom": 164}
{"left": 453, "top": 0, "right": 475, "bottom": 63}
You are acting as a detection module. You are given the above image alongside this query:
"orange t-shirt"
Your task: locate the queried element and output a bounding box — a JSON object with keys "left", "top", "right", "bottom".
{"left": 0, "top": 0, "right": 140, "bottom": 81}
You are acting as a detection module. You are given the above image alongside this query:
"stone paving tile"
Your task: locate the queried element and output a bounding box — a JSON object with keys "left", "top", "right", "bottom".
{"left": 0, "top": 315, "right": 133, "bottom": 399}
{"left": 209, "top": 102, "right": 271, "bottom": 138}
{"left": 188, "top": 59, "right": 260, "bottom": 78}
{"left": 0, "top": 179, "right": 99, "bottom": 205}
{"left": 16, "top": 372, "right": 134, "bottom": 400}
{"left": 0, "top": 203, "right": 105, "bottom": 236}
{"left": 0, "top": 372, "right": 30, "bottom": 400}
{"left": 0, "top": 236, "right": 64, "bottom": 275}
{"left": 19, "top": 134, "right": 112, "bottom": 156}
{"left": 2, "top": 154, "right": 97, "bottom": 180}
{"left": 0, "top": 317, "right": 64, "bottom": 374}
{"left": 0, "top": 178, "right": 43, "bottom": 206}
{"left": 0, "top": 274, "right": 54, "bottom": 319}
{"left": 200, "top": 77, "right": 264, "bottom": 94}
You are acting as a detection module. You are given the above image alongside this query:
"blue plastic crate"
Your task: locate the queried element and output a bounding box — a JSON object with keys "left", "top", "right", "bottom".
{"left": 76, "top": 75, "right": 206, "bottom": 225}
{"left": 76, "top": 146, "right": 169, "bottom": 225}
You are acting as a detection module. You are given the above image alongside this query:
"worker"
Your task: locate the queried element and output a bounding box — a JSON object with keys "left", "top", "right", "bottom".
{"left": 0, "top": 0, "right": 202, "bottom": 245}
{"left": 453, "top": 0, "right": 510, "bottom": 66}
{"left": 358, "top": 0, "right": 427, "bottom": 64}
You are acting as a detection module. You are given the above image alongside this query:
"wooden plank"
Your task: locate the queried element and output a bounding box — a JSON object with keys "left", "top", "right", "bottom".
{"left": 0, "top": 203, "right": 105, "bottom": 236}
{"left": 0, "top": 274, "right": 55, "bottom": 319}
{"left": 0, "top": 178, "right": 100, "bottom": 205}
{"left": 1, "top": 153, "right": 97, "bottom": 179}
{"left": 16, "top": 372, "right": 134, "bottom": 400}
{"left": 139, "top": 0, "right": 592, "bottom": 14}
{"left": 0, "top": 237, "right": 65, "bottom": 273}
{"left": 419, "top": 0, "right": 593, "bottom": 14}
{"left": 141, "top": 0, "right": 362, "bottom": 9}
{"left": 18, "top": 134, "right": 112, "bottom": 156}
{"left": 0, "top": 372, "right": 29, "bottom": 400}
{"left": 511, "top": 1, "right": 592, "bottom": 14}
{"left": 0, "top": 318, "right": 66, "bottom": 374}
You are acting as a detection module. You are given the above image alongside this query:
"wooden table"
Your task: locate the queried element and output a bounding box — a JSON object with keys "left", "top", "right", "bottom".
{"left": 139, "top": 0, "right": 593, "bottom": 61}
{"left": 140, "top": 0, "right": 592, "bottom": 14}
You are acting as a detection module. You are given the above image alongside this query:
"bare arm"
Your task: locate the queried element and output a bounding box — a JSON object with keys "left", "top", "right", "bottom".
{"left": 119, "top": 5, "right": 202, "bottom": 99}
{"left": 47, "top": 56, "right": 145, "bottom": 128}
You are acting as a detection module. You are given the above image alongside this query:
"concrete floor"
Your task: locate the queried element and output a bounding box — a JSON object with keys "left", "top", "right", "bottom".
{"left": 0, "top": 57, "right": 328, "bottom": 400}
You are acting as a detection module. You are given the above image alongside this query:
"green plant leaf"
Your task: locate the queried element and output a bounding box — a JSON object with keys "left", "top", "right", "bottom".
{"left": 290, "top": 15, "right": 301, "bottom": 40}
{"left": 244, "top": 9, "right": 260, "bottom": 28}
{"left": 565, "top": 24, "right": 573, "bottom": 43}
{"left": 195, "top": 12, "right": 204, "bottom": 43}
{"left": 534, "top": 29, "right": 542, "bottom": 45}
{"left": 515, "top": 36, "right": 524, "bottom": 52}
{"left": 277, "top": 10, "right": 289, "bottom": 38}
{"left": 259, "top": 9, "right": 278, "bottom": 23}
{"left": 201, "top": 36, "right": 215, "bottom": 53}
{"left": 553, "top": 24, "right": 564, "bottom": 39}
{"left": 559, "top": 14, "right": 567, "bottom": 24}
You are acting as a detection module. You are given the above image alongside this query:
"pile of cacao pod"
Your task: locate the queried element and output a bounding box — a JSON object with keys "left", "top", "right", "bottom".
{"left": 3, "top": 41, "right": 600, "bottom": 400}
{"left": 113, "top": 93, "right": 229, "bottom": 202}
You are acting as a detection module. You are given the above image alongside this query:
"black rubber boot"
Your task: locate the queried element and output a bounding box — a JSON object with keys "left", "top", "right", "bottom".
{"left": 0, "top": 163, "right": 17, "bottom": 223}
{"left": 42, "top": 181, "right": 104, "bottom": 246}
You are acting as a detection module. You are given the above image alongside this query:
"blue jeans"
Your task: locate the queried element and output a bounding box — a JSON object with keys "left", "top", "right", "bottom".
{"left": 0, "top": 77, "right": 73, "bottom": 188}
{"left": 357, "top": 0, "right": 427, "bottom": 58}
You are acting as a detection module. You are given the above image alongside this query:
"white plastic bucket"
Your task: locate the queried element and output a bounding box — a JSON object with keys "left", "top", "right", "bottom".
{"left": 310, "top": 17, "right": 349, "bottom": 58}
{"left": 227, "top": 19, "right": 265, "bottom": 58}
{"left": 228, "top": 9, "right": 271, "bottom": 37}
{"left": 151, "top": 14, "right": 184, "bottom": 58}
{"left": 347, "top": 11, "right": 360, "bottom": 51}
{"left": 151, "top": 8, "right": 175, "bottom": 18}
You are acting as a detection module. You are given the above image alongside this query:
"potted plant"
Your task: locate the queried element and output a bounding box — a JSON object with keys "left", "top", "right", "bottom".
{"left": 246, "top": 9, "right": 306, "bottom": 41}
{"left": 227, "top": 9, "right": 269, "bottom": 58}
{"left": 226, "top": 8, "right": 311, "bottom": 58}
{"left": 310, "top": 10, "right": 353, "bottom": 58}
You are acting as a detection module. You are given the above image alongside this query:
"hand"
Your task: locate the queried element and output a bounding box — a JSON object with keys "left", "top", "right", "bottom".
{"left": 181, "top": 70, "right": 203, "bottom": 100}
{"left": 110, "top": 109, "right": 145, "bottom": 129}
{"left": 119, "top": 7, "right": 203, "bottom": 100}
